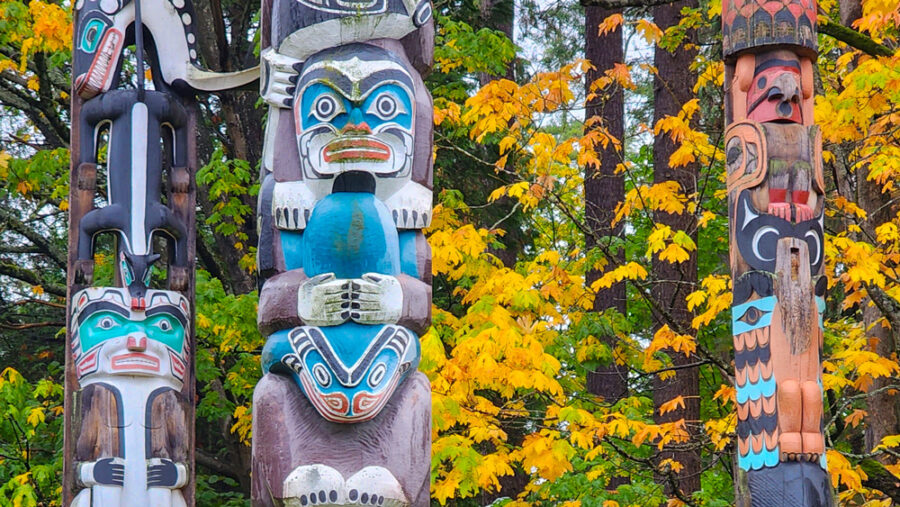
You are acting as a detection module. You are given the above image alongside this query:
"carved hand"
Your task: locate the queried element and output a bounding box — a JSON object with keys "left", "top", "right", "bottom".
{"left": 78, "top": 457, "right": 125, "bottom": 487}
{"left": 147, "top": 458, "right": 188, "bottom": 488}
{"left": 348, "top": 273, "right": 403, "bottom": 325}
{"left": 298, "top": 273, "right": 352, "bottom": 327}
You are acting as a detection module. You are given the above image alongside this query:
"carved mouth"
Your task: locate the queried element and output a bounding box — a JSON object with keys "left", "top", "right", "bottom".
{"left": 111, "top": 353, "right": 160, "bottom": 372}
{"left": 323, "top": 137, "right": 391, "bottom": 163}
{"left": 75, "top": 29, "right": 123, "bottom": 98}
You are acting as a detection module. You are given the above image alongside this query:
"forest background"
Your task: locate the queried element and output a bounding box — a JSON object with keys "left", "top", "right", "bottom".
{"left": 2, "top": 0, "right": 900, "bottom": 504}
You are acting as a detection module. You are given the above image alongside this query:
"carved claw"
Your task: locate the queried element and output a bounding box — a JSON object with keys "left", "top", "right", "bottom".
{"left": 169, "top": 167, "right": 191, "bottom": 194}
{"left": 169, "top": 266, "right": 189, "bottom": 292}
{"left": 74, "top": 259, "right": 95, "bottom": 286}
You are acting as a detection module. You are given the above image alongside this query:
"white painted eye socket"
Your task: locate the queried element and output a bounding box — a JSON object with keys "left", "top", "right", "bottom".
{"left": 312, "top": 94, "right": 344, "bottom": 122}
{"left": 367, "top": 93, "right": 407, "bottom": 121}
{"left": 368, "top": 363, "right": 387, "bottom": 387}
{"left": 155, "top": 320, "right": 173, "bottom": 332}
{"left": 98, "top": 316, "right": 117, "bottom": 330}
{"left": 312, "top": 364, "right": 332, "bottom": 387}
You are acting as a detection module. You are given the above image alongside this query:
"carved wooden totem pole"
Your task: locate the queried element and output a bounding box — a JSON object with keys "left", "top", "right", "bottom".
{"left": 65, "top": 1, "right": 256, "bottom": 505}
{"left": 723, "top": 0, "right": 833, "bottom": 504}
{"left": 251, "top": 0, "right": 435, "bottom": 505}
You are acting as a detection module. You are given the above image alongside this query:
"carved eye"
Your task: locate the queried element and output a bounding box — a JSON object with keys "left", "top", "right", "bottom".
{"left": 98, "top": 316, "right": 117, "bottom": 330}
{"left": 120, "top": 260, "right": 134, "bottom": 286}
{"left": 312, "top": 93, "right": 344, "bottom": 122}
{"left": 367, "top": 93, "right": 406, "bottom": 121}
{"left": 368, "top": 363, "right": 387, "bottom": 388}
{"left": 143, "top": 266, "right": 153, "bottom": 285}
{"left": 738, "top": 306, "right": 769, "bottom": 326}
{"left": 756, "top": 76, "right": 767, "bottom": 89}
{"left": 154, "top": 319, "right": 173, "bottom": 332}
{"left": 312, "top": 364, "right": 332, "bottom": 388}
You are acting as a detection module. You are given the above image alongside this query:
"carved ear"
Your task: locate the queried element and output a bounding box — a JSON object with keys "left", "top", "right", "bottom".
{"left": 730, "top": 54, "right": 756, "bottom": 121}
{"left": 147, "top": 253, "right": 162, "bottom": 265}
{"left": 725, "top": 121, "right": 768, "bottom": 196}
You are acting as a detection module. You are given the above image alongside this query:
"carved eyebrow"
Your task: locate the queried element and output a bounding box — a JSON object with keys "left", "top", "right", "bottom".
{"left": 753, "top": 59, "right": 801, "bottom": 74}
{"left": 76, "top": 302, "right": 129, "bottom": 326}
{"left": 145, "top": 305, "right": 189, "bottom": 328}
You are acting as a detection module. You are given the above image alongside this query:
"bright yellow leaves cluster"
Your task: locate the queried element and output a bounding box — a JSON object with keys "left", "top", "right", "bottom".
{"left": 0, "top": 1, "right": 71, "bottom": 78}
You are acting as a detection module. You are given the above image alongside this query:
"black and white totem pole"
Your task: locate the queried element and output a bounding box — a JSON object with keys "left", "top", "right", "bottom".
{"left": 251, "top": 0, "right": 436, "bottom": 504}
{"left": 65, "top": 1, "right": 256, "bottom": 504}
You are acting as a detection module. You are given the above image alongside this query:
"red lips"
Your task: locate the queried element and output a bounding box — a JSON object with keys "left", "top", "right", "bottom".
{"left": 323, "top": 138, "right": 391, "bottom": 162}
{"left": 111, "top": 353, "right": 160, "bottom": 372}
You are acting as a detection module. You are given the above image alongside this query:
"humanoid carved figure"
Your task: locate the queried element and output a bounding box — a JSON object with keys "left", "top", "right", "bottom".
{"left": 252, "top": 41, "right": 433, "bottom": 507}
{"left": 70, "top": 287, "right": 191, "bottom": 507}
{"left": 723, "top": 0, "right": 833, "bottom": 503}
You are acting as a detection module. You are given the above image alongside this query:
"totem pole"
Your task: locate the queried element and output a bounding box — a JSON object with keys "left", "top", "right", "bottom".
{"left": 251, "top": 0, "right": 435, "bottom": 504}
{"left": 722, "top": 0, "right": 833, "bottom": 504}
{"left": 65, "top": 1, "right": 257, "bottom": 504}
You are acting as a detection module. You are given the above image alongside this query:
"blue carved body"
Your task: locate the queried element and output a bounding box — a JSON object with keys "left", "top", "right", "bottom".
{"left": 264, "top": 192, "right": 420, "bottom": 423}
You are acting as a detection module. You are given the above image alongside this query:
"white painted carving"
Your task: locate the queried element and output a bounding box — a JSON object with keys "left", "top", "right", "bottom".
{"left": 283, "top": 465, "right": 408, "bottom": 507}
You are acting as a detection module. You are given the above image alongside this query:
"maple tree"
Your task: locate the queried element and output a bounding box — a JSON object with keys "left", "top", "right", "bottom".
{"left": 3, "top": 0, "right": 900, "bottom": 505}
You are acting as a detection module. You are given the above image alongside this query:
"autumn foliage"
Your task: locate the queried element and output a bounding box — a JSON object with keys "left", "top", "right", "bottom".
{"left": 3, "top": 0, "right": 900, "bottom": 505}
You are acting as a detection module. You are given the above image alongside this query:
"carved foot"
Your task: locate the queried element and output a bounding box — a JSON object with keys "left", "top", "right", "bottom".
{"left": 283, "top": 465, "right": 408, "bottom": 507}
{"left": 794, "top": 203, "right": 814, "bottom": 222}
{"left": 767, "top": 202, "right": 791, "bottom": 221}
{"left": 170, "top": 167, "right": 191, "bottom": 194}
{"left": 169, "top": 266, "right": 189, "bottom": 292}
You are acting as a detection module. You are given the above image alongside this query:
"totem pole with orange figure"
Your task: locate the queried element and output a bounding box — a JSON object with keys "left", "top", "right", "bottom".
{"left": 723, "top": 0, "right": 834, "bottom": 504}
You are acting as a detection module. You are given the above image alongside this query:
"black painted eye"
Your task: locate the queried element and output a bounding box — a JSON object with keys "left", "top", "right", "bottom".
{"left": 155, "top": 319, "right": 172, "bottom": 332}
{"left": 366, "top": 93, "right": 406, "bottom": 120}
{"left": 757, "top": 76, "right": 767, "bottom": 89}
{"left": 312, "top": 94, "right": 343, "bottom": 122}
{"left": 738, "top": 305, "right": 769, "bottom": 326}
{"left": 98, "top": 316, "right": 116, "bottom": 330}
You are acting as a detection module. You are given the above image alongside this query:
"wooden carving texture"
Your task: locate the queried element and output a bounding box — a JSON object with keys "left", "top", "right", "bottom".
{"left": 723, "top": 0, "right": 833, "bottom": 504}
{"left": 252, "top": 0, "right": 435, "bottom": 505}
{"left": 65, "top": 0, "right": 254, "bottom": 504}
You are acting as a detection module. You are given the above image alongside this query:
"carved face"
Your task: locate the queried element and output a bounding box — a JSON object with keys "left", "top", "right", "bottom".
{"left": 73, "top": 2, "right": 124, "bottom": 98}
{"left": 747, "top": 52, "right": 803, "bottom": 124}
{"left": 294, "top": 44, "right": 415, "bottom": 184}
{"left": 283, "top": 324, "right": 419, "bottom": 423}
{"left": 71, "top": 287, "right": 189, "bottom": 385}
{"left": 119, "top": 250, "right": 161, "bottom": 308}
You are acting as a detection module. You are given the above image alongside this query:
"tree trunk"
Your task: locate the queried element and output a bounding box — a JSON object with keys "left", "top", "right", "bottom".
{"left": 651, "top": 0, "right": 701, "bottom": 498}
{"left": 584, "top": 4, "right": 628, "bottom": 489}
{"left": 584, "top": 5, "right": 627, "bottom": 406}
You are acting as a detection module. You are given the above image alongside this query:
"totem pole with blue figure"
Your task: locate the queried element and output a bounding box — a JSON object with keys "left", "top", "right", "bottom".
{"left": 251, "top": 0, "right": 435, "bottom": 503}
{"left": 66, "top": 0, "right": 258, "bottom": 504}
{"left": 723, "top": 0, "right": 833, "bottom": 503}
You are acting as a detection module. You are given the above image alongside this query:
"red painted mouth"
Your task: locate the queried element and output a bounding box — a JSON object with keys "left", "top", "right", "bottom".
{"left": 75, "top": 29, "right": 123, "bottom": 99}
{"left": 323, "top": 137, "right": 391, "bottom": 163}
{"left": 111, "top": 353, "right": 160, "bottom": 372}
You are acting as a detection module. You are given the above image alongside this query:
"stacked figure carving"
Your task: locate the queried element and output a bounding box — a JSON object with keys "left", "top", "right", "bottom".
{"left": 66, "top": 0, "right": 257, "bottom": 505}
{"left": 723, "top": 0, "right": 832, "bottom": 504}
{"left": 251, "top": 0, "right": 435, "bottom": 505}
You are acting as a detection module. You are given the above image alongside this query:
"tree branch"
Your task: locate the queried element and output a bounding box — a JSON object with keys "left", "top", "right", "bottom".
{"left": 820, "top": 20, "right": 894, "bottom": 57}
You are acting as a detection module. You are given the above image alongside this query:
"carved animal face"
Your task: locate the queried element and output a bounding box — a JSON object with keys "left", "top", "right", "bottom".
{"left": 283, "top": 324, "right": 419, "bottom": 423}
{"left": 119, "top": 250, "right": 161, "bottom": 308}
{"left": 747, "top": 52, "right": 803, "bottom": 124}
{"left": 294, "top": 44, "right": 416, "bottom": 187}
{"left": 73, "top": 2, "right": 124, "bottom": 98}
{"left": 71, "top": 287, "right": 189, "bottom": 385}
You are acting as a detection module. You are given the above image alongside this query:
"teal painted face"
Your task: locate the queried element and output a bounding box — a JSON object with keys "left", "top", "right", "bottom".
{"left": 78, "top": 310, "right": 184, "bottom": 354}
{"left": 71, "top": 288, "right": 189, "bottom": 382}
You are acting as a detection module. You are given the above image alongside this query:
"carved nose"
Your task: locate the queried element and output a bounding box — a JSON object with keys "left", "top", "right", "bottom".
{"left": 341, "top": 122, "right": 371, "bottom": 135}
{"left": 126, "top": 335, "right": 147, "bottom": 352}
